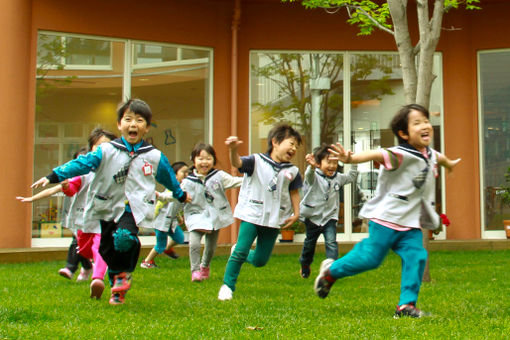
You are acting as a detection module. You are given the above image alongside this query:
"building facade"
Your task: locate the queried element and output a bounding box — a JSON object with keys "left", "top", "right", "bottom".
{"left": 1, "top": 0, "right": 509, "bottom": 248}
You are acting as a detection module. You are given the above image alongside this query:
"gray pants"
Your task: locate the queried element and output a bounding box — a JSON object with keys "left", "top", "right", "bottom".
{"left": 189, "top": 229, "right": 220, "bottom": 272}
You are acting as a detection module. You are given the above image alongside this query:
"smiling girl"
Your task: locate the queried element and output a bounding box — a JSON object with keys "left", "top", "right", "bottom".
{"left": 181, "top": 143, "right": 242, "bottom": 282}
{"left": 313, "top": 104, "right": 460, "bottom": 318}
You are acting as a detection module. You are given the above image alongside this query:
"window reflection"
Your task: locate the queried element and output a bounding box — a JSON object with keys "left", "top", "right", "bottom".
{"left": 33, "top": 32, "right": 212, "bottom": 239}
{"left": 480, "top": 50, "right": 510, "bottom": 231}
{"left": 250, "top": 51, "right": 443, "bottom": 238}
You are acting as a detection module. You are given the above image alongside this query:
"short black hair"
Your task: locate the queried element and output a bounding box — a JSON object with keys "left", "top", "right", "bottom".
{"left": 172, "top": 161, "right": 188, "bottom": 174}
{"left": 390, "top": 104, "right": 430, "bottom": 144}
{"left": 266, "top": 123, "right": 302, "bottom": 154}
{"left": 313, "top": 143, "right": 332, "bottom": 164}
{"left": 87, "top": 127, "right": 117, "bottom": 150}
{"left": 117, "top": 98, "right": 152, "bottom": 126}
{"left": 73, "top": 147, "right": 88, "bottom": 159}
{"left": 190, "top": 143, "right": 217, "bottom": 166}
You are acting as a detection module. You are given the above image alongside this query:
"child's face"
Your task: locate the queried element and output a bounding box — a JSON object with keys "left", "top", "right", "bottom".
{"left": 271, "top": 137, "right": 299, "bottom": 163}
{"left": 91, "top": 136, "right": 111, "bottom": 152}
{"left": 193, "top": 150, "right": 214, "bottom": 175}
{"left": 319, "top": 154, "right": 338, "bottom": 177}
{"left": 117, "top": 110, "right": 149, "bottom": 145}
{"left": 175, "top": 166, "right": 189, "bottom": 183}
{"left": 400, "top": 109, "right": 433, "bottom": 151}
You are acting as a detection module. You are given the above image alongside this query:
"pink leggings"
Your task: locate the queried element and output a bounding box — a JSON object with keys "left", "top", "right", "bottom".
{"left": 76, "top": 231, "right": 108, "bottom": 280}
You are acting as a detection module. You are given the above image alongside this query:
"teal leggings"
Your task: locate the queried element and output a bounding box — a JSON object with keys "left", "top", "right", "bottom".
{"left": 329, "top": 220, "right": 427, "bottom": 306}
{"left": 222, "top": 221, "right": 279, "bottom": 291}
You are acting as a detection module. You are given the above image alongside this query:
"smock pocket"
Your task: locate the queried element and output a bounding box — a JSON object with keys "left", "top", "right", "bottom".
{"left": 93, "top": 193, "right": 111, "bottom": 214}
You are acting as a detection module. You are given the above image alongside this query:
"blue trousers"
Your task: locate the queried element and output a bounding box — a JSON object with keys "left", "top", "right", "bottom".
{"left": 329, "top": 220, "right": 428, "bottom": 306}
{"left": 299, "top": 218, "right": 338, "bottom": 266}
{"left": 154, "top": 226, "right": 185, "bottom": 254}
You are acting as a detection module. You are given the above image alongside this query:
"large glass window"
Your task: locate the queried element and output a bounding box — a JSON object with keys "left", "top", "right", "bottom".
{"left": 479, "top": 50, "right": 510, "bottom": 237}
{"left": 250, "top": 51, "right": 444, "bottom": 241}
{"left": 33, "top": 32, "right": 212, "bottom": 239}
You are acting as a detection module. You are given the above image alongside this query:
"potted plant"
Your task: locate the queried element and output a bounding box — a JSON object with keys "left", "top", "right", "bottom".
{"left": 279, "top": 221, "right": 304, "bottom": 243}
{"left": 498, "top": 166, "right": 510, "bottom": 239}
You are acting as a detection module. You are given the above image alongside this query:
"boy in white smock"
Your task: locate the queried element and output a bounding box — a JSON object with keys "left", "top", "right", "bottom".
{"left": 299, "top": 143, "right": 358, "bottom": 278}
{"left": 31, "top": 99, "right": 190, "bottom": 305}
{"left": 218, "top": 123, "right": 303, "bottom": 301}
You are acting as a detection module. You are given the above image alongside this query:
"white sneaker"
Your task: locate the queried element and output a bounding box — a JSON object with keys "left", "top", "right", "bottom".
{"left": 76, "top": 267, "right": 93, "bottom": 282}
{"left": 218, "top": 284, "right": 233, "bottom": 301}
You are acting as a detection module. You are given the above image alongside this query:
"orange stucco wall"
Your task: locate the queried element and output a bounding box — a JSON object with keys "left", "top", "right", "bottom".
{"left": 1, "top": 0, "right": 509, "bottom": 248}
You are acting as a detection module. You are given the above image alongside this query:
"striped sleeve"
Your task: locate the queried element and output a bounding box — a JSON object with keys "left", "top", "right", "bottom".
{"left": 380, "top": 149, "right": 403, "bottom": 171}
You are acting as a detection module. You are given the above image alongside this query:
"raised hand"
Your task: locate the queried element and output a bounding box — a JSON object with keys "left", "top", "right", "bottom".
{"left": 305, "top": 153, "right": 319, "bottom": 168}
{"left": 225, "top": 136, "right": 243, "bottom": 149}
{"left": 328, "top": 142, "right": 353, "bottom": 164}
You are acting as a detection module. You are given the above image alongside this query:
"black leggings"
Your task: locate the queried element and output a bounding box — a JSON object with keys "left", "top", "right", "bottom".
{"left": 99, "top": 212, "right": 140, "bottom": 275}
{"left": 65, "top": 235, "right": 93, "bottom": 273}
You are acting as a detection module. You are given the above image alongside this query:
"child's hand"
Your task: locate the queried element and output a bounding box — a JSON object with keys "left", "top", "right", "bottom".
{"left": 15, "top": 196, "right": 33, "bottom": 203}
{"left": 329, "top": 142, "right": 353, "bottom": 164}
{"left": 60, "top": 179, "right": 69, "bottom": 191}
{"left": 225, "top": 136, "right": 243, "bottom": 149}
{"left": 184, "top": 193, "right": 192, "bottom": 203}
{"left": 305, "top": 153, "right": 319, "bottom": 168}
{"left": 281, "top": 215, "right": 299, "bottom": 230}
{"left": 31, "top": 177, "right": 49, "bottom": 189}
{"left": 445, "top": 158, "right": 461, "bottom": 172}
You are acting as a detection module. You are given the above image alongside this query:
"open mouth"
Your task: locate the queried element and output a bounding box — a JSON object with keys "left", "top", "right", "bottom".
{"left": 128, "top": 131, "right": 138, "bottom": 138}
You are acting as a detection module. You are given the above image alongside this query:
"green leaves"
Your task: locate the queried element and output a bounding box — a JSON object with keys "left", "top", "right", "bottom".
{"left": 284, "top": 0, "right": 480, "bottom": 35}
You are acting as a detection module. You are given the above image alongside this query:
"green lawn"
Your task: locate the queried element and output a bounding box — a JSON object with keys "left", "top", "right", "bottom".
{"left": 1, "top": 250, "right": 510, "bottom": 339}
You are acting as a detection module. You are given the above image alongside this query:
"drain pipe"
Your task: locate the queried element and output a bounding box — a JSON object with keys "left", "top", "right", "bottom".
{"left": 230, "top": 0, "right": 241, "bottom": 244}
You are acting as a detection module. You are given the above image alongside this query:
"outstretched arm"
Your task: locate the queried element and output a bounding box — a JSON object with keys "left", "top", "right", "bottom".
{"left": 225, "top": 136, "right": 243, "bottom": 169}
{"left": 437, "top": 153, "right": 461, "bottom": 172}
{"left": 16, "top": 184, "right": 63, "bottom": 203}
{"left": 329, "top": 142, "right": 384, "bottom": 164}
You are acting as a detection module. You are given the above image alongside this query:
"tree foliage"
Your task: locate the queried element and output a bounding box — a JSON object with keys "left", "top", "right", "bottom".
{"left": 283, "top": 0, "right": 480, "bottom": 107}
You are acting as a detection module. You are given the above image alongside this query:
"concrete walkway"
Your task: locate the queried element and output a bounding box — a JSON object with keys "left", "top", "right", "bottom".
{"left": 1, "top": 240, "right": 509, "bottom": 264}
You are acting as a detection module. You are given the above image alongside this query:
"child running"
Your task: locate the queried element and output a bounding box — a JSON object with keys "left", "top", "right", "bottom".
{"left": 313, "top": 104, "right": 460, "bottom": 318}
{"left": 298, "top": 143, "right": 358, "bottom": 279}
{"left": 181, "top": 143, "right": 242, "bottom": 282}
{"left": 141, "top": 161, "right": 189, "bottom": 269}
{"left": 16, "top": 147, "right": 93, "bottom": 282}
{"left": 60, "top": 128, "right": 117, "bottom": 299}
{"left": 218, "top": 123, "right": 302, "bottom": 300}
{"left": 30, "top": 99, "right": 190, "bottom": 305}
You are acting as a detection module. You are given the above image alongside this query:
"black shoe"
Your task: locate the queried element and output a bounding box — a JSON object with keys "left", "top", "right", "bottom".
{"left": 314, "top": 259, "right": 335, "bottom": 298}
{"left": 300, "top": 265, "right": 311, "bottom": 279}
{"left": 394, "top": 304, "right": 430, "bottom": 319}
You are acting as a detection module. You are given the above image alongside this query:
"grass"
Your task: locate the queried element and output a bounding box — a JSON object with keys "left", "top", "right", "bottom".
{"left": 1, "top": 249, "right": 510, "bottom": 339}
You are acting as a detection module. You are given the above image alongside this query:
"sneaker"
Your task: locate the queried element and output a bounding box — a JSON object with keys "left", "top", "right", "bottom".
{"left": 140, "top": 260, "right": 158, "bottom": 269}
{"left": 300, "top": 265, "right": 311, "bottom": 279}
{"left": 58, "top": 267, "right": 73, "bottom": 280}
{"left": 76, "top": 267, "right": 93, "bottom": 282}
{"left": 111, "top": 272, "right": 132, "bottom": 292}
{"left": 314, "top": 258, "right": 336, "bottom": 298}
{"left": 163, "top": 247, "right": 179, "bottom": 259}
{"left": 394, "top": 304, "right": 430, "bottom": 319}
{"left": 109, "top": 291, "right": 126, "bottom": 305}
{"left": 200, "top": 266, "right": 210, "bottom": 280}
{"left": 218, "top": 284, "right": 233, "bottom": 301}
{"left": 90, "top": 279, "right": 105, "bottom": 299}
{"left": 191, "top": 270, "right": 203, "bottom": 282}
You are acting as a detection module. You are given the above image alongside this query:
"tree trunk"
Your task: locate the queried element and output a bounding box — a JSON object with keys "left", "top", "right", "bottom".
{"left": 388, "top": 0, "right": 418, "bottom": 104}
